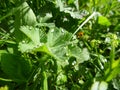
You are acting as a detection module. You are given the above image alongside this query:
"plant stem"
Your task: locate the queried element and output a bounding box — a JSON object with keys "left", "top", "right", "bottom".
{"left": 71, "top": 12, "right": 98, "bottom": 40}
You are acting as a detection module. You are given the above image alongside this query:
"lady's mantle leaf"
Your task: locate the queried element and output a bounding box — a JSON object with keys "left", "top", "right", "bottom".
{"left": 46, "top": 28, "right": 90, "bottom": 64}
{"left": 18, "top": 26, "right": 46, "bottom": 53}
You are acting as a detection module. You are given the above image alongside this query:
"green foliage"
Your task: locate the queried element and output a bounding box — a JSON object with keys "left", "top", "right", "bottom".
{"left": 1, "top": 53, "right": 32, "bottom": 82}
{"left": 0, "top": 85, "right": 8, "bottom": 90}
{"left": 98, "top": 16, "right": 111, "bottom": 26}
{"left": 0, "top": 0, "right": 120, "bottom": 90}
{"left": 112, "top": 74, "right": 120, "bottom": 90}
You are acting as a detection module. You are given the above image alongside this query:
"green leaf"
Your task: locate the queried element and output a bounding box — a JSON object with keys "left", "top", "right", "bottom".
{"left": 56, "top": 72, "right": 67, "bottom": 85}
{"left": 56, "top": 0, "right": 64, "bottom": 11}
{"left": 20, "top": 26, "right": 40, "bottom": 45}
{"left": 114, "top": 24, "right": 120, "bottom": 31}
{"left": 105, "top": 67, "right": 120, "bottom": 82}
{"left": 19, "top": 26, "right": 90, "bottom": 67}
{"left": 38, "top": 13, "right": 53, "bottom": 23}
{"left": 71, "top": 84, "right": 81, "bottom": 90}
{"left": 18, "top": 42, "right": 38, "bottom": 53}
{"left": 112, "top": 59, "right": 120, "bottom": 69}
{"left": 68, "top": 46, "right": 90, "bottom": 63}
{"left": 15, "top": 2, "right": 36, "bottom": 26}
{"left": 36, "top": 23, "right": 55, "bottom": 28}
{"left": 14, "top": 2, "right": 36, "bottom": 42}
{"left": 112, "top": 74, "right": 120, "bottom": 90}
{"left": 64, "top": 10, "right": 86, "bottom": 19}
{"left": 105, "top": 58, "right": 120, "bottom": 82}
{"left": 1, "top": 53, "right": 32, "bottom": 82}
{"left": 98, "top": 16, "right": 111, "bottom": 26}
{"left": 35, "top": 28, "right": 90, "bottom": 65}
{"left": 68, "top": 0, "right": 74, "bottom": 4}
{"left": 18, "top": 26, "right": 46, "bottom": 53}
{"left": 46, "top": 28, "right": 72, "bottom": 62}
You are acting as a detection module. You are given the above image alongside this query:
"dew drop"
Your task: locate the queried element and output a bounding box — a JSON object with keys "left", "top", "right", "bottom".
{"left": 51, "top": 29, "right": 54, "bottom": 32}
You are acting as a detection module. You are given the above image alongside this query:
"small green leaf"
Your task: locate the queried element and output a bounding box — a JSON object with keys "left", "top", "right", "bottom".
{"left": 56, "top": 72, "right": 67, "bottom": 85}
{"left": 68, "top": 45, "right": 90, "bottom": 63}
{"left": 105, "top": 58, "right": 120, "bottom": 82}
{"left": 105, "top": 67, "right": 120, "bottom": 82}
{"left": 112, "top": 74, "right": 120, "bottom": 90}
{"left": 98, "top": 16, "right": 111, "bottom": 26}
{"left": 112, "top": 59, "right": 120, "bottom": 69}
